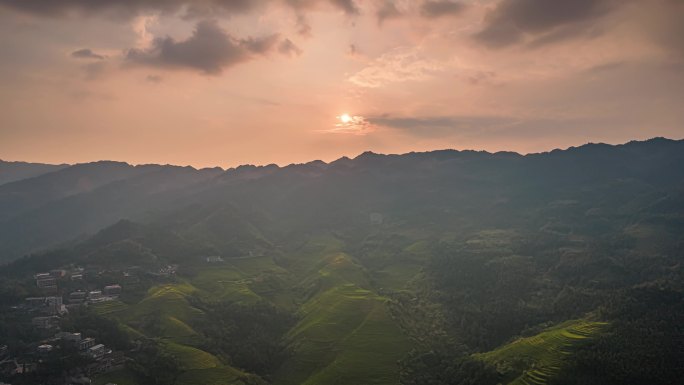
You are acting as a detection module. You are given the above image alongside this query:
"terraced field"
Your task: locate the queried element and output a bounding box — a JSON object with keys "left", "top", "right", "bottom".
{"left": 91, "top": 299, "right": 129, "bottom": 316}
{"left": 160, "top": 340, "right": 222, "bottom": 370}
{"left": 476, "top": 320, "right": 608, "bottom": 385}
{"left": 275, "top": 284, "right": 410, "bottom": 385}
{"left": 274, "top": 250, "right": 411, "bottom": 385}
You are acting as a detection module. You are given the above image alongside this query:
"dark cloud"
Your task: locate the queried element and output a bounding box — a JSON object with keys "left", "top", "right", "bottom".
{"left": 474, "top": 0, "right": 615, "bottom": 48}
{"left": 125, "top": 20, "right": 284, "bottom": 74}
{"left": 0, "top": 0, "right": 359, "bottom": 19}
{"left": 284, "top": 0, "right": 359, "bottom": 16}
{"left": 241, "top": 34, "right": 281, "bottom": 54}
{"left": 295, "top": 13, "right": 312, "bottom": 37}
{"left": 420, "top": 1, "right": 466, "bottom": 18}
{"left": 376, "top": 1, "right": 401, "bottom": 25}
{"left": 181, "top": 0, "right": 256, "bottom": 19}
{"left": 329, "top": 0, "right": 359, "bottom": 15}
{"left": 367, "top": 115, "right": 511, "bottom": 137}
{"left": 367, "top": 114, "right": 585, "bottom": 139}
{"left": 71, "top": 48, "right": 105, "bottom": 60}
{"left": 278, "top": 39, "right": 303, "bottom": 56}
{"left": 0, "top": 0, "right": 360, "bottom": 42}
{"left": 0, "top": 0, "right": 260, "bottom": 19}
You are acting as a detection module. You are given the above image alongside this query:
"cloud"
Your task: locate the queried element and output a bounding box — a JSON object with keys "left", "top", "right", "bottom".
{"left": 71, "top": 48, "right": 105, "bottom": 60}
{"left": 0, "top": 0, "right": 260, "bottom": 19}
{"left": 241, "top": 34, "right": 281, "bottom": 54}
{"left": 0, "top": 0, "right": 361, "bottom": 41}
{"left": 278, "top": 38, "right": 303, "bottom": 56}
{"left": 329, "top": 0, "right": 359, "bottom": 15}
{"left": 0, "top": 0, "right": 360, "bottom": 21}
{"left": 420, "top": 1, "right": 466, "bottom": 18}
{"left": 473, "top": 0, "right": 615, "bottom": 48}
{"left": 125, "top": 20, "right": 286, "bottom": 74}
{"left": 368, "top": 115, "right": 509, "bottom": 135}
{"left": 132, "top": 14, "right": 158, "bottom": 49}
{"left": 376, "top": 1, "right": 402, "bottom": 25}
{"left": 366, "top": 114, "right": 582, "bottom": 138}
{"left": 295, "top": 13, "right": 312, "bottom": 37}
{"left": 348, "top": 47, "right": 446, "bottom": 88}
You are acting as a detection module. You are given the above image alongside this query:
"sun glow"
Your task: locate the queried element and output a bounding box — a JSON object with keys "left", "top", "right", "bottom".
{"left": 329, "top": 113, "right": 372, "bottom": 135}
{"left": 339, "top": 114, "right": 352, "bottom": 124}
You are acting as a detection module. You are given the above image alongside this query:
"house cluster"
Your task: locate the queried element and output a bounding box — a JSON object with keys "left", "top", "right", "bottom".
{"left": 34, "top": 268, "right": 85, "bottom": 290}
{"left": 1, "top": 331, "right": 124, "bottom": 384}
{"left": 24, "top": 284, "right": 123, "bottom": 335}
{"left": 44, "top": 332, "right": 115, "bottom": 361}
{"left": 0, "top": 261, "right": 186, "bottom": 385}
{"left": 24, "top": 296, "right": 67, "bottom": 316}
{"left": 69, "top": 285, "right": 122, "bottom": 306}
{"left": 22, "top": 266, "right": 125, "bottom": 346}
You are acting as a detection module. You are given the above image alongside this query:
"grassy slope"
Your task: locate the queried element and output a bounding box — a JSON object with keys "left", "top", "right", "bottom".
{"left": 475, "top": 320, "right": 608, "bottom": 385}
{"left": 274, "top": 248, "right": 412, "bottom": 385}
{"left": 91, "top": 277, "right": 258, "bottom": 384}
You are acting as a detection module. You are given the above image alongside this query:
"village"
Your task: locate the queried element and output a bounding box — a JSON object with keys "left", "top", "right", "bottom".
{"left": 0, "top": 263, "right": 178, "bottom": 385}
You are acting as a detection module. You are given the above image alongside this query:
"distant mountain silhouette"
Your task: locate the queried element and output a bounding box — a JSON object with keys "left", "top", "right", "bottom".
{"left": 0, "top": 159, "right": 67, "bottom": 186}
{"left": 0, "top": 138, "right": 682, "bottom": 263}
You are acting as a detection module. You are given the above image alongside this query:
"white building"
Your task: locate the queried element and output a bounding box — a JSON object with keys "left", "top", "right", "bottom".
{"left": 103, "top": 285, "right": 122, "bottom": 296}
{"left": 37, "top": 344, "right": 53, "bottom": 355}
{"left": 88, "top": 344, "right": 106, "bottom": 359}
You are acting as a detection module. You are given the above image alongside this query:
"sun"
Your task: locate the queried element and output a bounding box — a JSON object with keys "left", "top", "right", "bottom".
{"left": 339, "top": 114, "right": 352, "bottom": 124}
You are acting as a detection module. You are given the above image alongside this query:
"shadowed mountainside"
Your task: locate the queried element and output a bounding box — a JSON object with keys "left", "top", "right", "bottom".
{"left": 0, "top": 159, "right": 67, "bottom": 186}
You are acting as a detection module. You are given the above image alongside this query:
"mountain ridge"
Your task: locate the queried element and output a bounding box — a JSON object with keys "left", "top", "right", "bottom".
{"left": 5, "top": 137, "right": 681, "bottom": 173}
{"left": 0, "top": 137, "right": 682, "bottom": 263}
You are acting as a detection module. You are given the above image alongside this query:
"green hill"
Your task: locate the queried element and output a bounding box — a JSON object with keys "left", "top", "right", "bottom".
{"left": 475, "top": 320, "right": 608, "bottom": 385}
{"left": 274, "top": 249, "right": 411, "bottom": 385}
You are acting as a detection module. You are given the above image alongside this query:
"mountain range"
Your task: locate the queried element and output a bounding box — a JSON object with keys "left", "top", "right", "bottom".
{"left": 1, "top": 138, "right": 683, "bottom": 264}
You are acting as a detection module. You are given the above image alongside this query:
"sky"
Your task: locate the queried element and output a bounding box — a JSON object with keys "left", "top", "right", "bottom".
{"left": 0, "top": 0, "right": 683, "bottom": 168}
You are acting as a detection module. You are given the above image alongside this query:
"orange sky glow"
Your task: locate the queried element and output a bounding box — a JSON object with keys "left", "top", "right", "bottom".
{"left": 0, "top": 0, "right": 683, "bottom": 168}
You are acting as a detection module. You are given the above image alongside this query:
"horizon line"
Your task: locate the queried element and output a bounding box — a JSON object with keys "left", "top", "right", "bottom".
{"left": 2, "top": 136, "right": 681, "bottom": 171}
